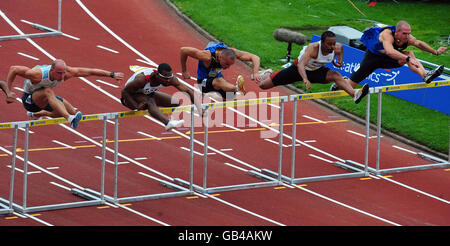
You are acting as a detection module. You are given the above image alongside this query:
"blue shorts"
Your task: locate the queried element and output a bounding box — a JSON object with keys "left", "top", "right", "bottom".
{"left": 21, "top": 92, "right": 63, "bottom": 112}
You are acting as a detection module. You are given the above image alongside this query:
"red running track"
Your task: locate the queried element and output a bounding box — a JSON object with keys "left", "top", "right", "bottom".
{"left": 0, "top": 0, "right": 449, "bottom": 226}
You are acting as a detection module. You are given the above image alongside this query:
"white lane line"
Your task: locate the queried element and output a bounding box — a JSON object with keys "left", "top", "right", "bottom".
{"left": 96, "top": 45, "right": 119, "bottom": 54}
{"left": 303, "top": 115, "right": 325, "bottom": 123}
{"left": 264, "top": 138, "right": 289, "bottom": 148}
{"left": 223, "top": 162, "right": 249, "bottom": 172}
{"left": 294, "top": 185, "right": 401, "bottom": 226}
{"left": 392, "top": 145, "right": 417, "bottom": 155}
{"left": 221, "top": 123, "right": 244, "bottom": 132}
{"left": 62, "top": 33, "right": 81, "bottom": 41}
{"left": 52, "top": 140, "right": 76, "bottom": 149}
{"left": 137, "top": 58, "right": 157, "bottom": 67}
{"left": 309, "top": 154, "right": 334, "bottom": 163}
{"left": 137, "top": 131, "right": 162, "bottom": 140}
{"left": 347, "top": 130, "right": 380, "bottom": 139}
{"left": 95, "top": 79, "right": 119, "bottom": 88}
{"left": 380, "top": 176, "right": 450, "bottom": 204}
{"left": 94, "top": 155, "right": 129, "bottom": 165}
{"left": 76, "top": 0, "right": 158, "bottom": 67}
{"left": 17, "top": 52, "right": 39, "bottom": 60}
{"left": 206, "top": 194, "right": 286, "bottom": 226}
{"left": 179, "top": 146, "right": 215, "bottom": 156}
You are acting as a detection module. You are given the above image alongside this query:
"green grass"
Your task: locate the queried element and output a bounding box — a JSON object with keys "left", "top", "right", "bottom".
{"left": 172, "top": 0, "right": 450, "bottom": 154}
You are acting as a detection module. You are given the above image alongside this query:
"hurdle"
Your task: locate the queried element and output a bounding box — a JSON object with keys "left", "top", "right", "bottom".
{"left": 0, "top": 126, "right": 18, "bottom": 215}
{"left": 170, "top": 96, "right": 289, "bottom": 194}
{"left": 0, "top": 115, "right": 111, "bottom": 213}
{"left": 343, "top": 80, "right": 450, "bottom": 175}
{"left": 0, "top": 81, "right": 448, "bottom": 213}
{"left": 258, "top": 90, "right": 370, "bottom": 184}
{"left": 0, "top": 0, "right": 62, "bottom": 41}
{"left": 69, "top": 108, "right": 196, "bottom": 205}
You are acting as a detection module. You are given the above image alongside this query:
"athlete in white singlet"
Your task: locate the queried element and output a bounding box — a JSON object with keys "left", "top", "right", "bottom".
{"left": 121, "top": 63, "right": 203, "bottom": 130}
{"left": 258, "top": 31, "right": 369, "bottom": 104}
{"left": 6, "top": 59, "right": 124, "bottom": 129}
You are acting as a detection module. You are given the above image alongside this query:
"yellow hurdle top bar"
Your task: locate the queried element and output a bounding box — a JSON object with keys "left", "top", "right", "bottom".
{"left": 0, "top": 96, "right": 286, "bottom": 129}
{"left": 1, "top": 80, "right": 449, "bottom": 130}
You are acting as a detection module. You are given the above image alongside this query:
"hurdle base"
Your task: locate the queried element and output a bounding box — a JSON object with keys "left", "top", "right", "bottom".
{"left": 0, "top": 199, "right": 14, "bottom": 215}
{"left": 173, "top": 174, "right": 280, "bottom": 194}
{"left": 343, "top": 157, "right": 450, "bottom": 176}
{"left": 73, "top": 182, "right": 194, "bottom": 205}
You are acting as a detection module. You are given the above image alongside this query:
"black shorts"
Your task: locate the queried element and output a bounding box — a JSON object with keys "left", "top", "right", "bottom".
{"left": 120, "top": 92, "right": 155, "bottom": 108}
{"left": 350, "top": 50, "right": 403, "bottom": 83}
{"left": 271, "top": 65, "right": 330, "bottom": 86}
{"left": 21, "top": 92, "right": 63, "bottom": 112}
{"left": 197, "top": 77, "right": 233, "bottom": 99}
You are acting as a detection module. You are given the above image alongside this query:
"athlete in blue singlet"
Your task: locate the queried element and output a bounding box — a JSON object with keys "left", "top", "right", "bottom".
{"left": 331, "top": 21, "right": 446, "bottom": 91}
{"left": 180, "top": 42, "right": 261, "bottom": 101}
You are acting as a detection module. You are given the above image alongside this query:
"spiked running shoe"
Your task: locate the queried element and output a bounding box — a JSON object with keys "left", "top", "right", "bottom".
{"left": 236, "top": 75, "right": 246, "bottom": 95}
{"left": 165, "top": 119, "right": 184, "bottom": 131}
{"left": 70, "top": 111, "right": 82, "bottom": 129}
{"left": 424, "top": 65, "right": 444, "bottom": 84}
{"left": 353, "top": 84, "right": 369, "bottom": 104}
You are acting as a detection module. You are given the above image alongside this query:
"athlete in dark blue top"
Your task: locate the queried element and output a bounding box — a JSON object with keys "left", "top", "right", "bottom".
{"left": 180, "top": 42, "right": 261, "bottom": 100}
{"left": 331, "top": 21, "right": 446, "bottom": 91}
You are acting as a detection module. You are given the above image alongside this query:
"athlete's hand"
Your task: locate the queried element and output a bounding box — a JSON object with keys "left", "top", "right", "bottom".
{"left": 333, "top": 60, "right": 343, "bottom": 68}
{"left": 181, "top": 71, "right": 191, "bottom": 79}
{"left": 113, "top": 72, "right": 124, "bottom": 82}
{"left": 6, "top": 91, "right": 16, "bottom": 104}
{"left": 304, "top": 79, "right": 311, "bottom": 90}
{"left": 137, "top": 101, "right": 148, "bottom": 110}
{"left": 436, "top": 47, "right": 447, "bottom": 55}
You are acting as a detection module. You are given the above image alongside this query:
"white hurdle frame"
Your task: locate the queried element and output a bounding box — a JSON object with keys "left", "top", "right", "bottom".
{"left": 0, "top": 0, "right": 62, "bottom": 41}
{"left": 172, "top": 97, "right": 288, "bottom": 194}
{"left": 0, "top": 81, "right": 448, "bottom": 214}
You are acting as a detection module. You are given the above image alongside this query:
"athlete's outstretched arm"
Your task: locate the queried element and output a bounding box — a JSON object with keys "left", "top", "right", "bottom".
{"left": 180, "top": 47, "right": 211, "bottom": 79}
{"left": 231, "top": 48, "right": 261, "bottom": 81}
{"left": 66, "top": 66, "right": 123, "bottom": 82}
{"left": 171, "top": 77, "right": 204, "bottom": 117}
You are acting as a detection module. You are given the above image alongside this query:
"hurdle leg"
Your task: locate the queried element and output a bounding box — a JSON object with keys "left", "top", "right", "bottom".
{"left": 113, "top": 114, "right": 119, "bottom": 202}
{"left": 375, "top": 89, "right": 382, "bottom": 174}
{"left": 100, "top": 115, "right": 107, "bottom": 202}
{"left": 189, "top": 105, "right": 195, "bottom": 192}
{"left": 22, "top": 123, "right": 30, "bottom": 209}
{"left": 364, "top": 91, "right": 371, "bottom": 176}
{"left": 290, "top": 98, "right": 298, "bottom": 183}
{"left": 202, "top": 106, "right": 209, "bottom": 190}
{"left": 277, "top": 97, "right": 286, "bottom": 182}
{"left": 8, "top": 125, "right": 19, "bottom": 211}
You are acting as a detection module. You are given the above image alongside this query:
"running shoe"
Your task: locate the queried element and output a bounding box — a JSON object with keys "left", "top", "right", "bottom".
{"left": 329, "top": 83, "right": 339, "bottom": 91}
{"left": 259, "top": 69, "right": 273, "bottom": 80}
{"left": 165, "top": 119, "right": 184, "bottom": 131}
{"left": 70, "top": 111, "right": 82, "bottom": 129}
{"left": 353, "top": 84, "right": 369, "bottom": 104}
{"left": 26, "top": 111, "right": 42, "bottom": 120}
{"left": 424, "top": 65, "right": 444, "bottom": 84}
{"left": 236, "top": 75, "right": 246, "bottom": 95}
